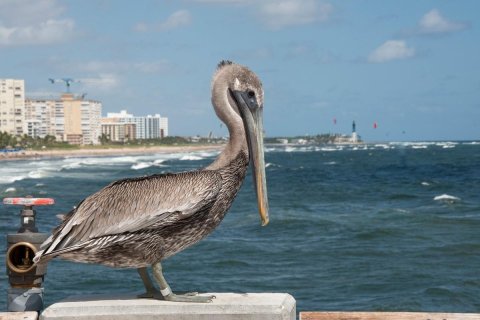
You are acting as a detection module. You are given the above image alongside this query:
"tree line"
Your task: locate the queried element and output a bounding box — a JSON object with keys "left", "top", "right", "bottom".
{"left": 1, "top": 131, "right": 211, "bottom": 150}
{"left": 0, "top": 131, "right": 63, "bottom": 149}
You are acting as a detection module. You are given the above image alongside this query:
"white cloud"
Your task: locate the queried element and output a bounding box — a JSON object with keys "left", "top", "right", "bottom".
{"left": 417, "top": 9, "right": 467, "bottom": 34}
{"left": 0, "top": 0, "right": 74, "bottom": 46}
{"left": 0, "top": 19, "right": 74, "bottom": 46}
{"left": 135, "top": 10, "right": 192, "bottom": 33}
{"left": 0, "top": 0, "right": 65, "bottom": 26}
{"left": 368, "top": 40, "right": 415, "bottom": 63}
{"left": 79, "top": 74, "right": 120, "bottom": 91}
{"left": 187, "top": 0, "right": 333, "bottom": 29}
{"left": 259, "top": 0, "right": 333, "bottom": 30}
{"left": 133, "top": 22, "right": 148, "bottom": 33}
{"left": 158, "top": 10, "right": 192, "bottom": 32}
{"left": 44, "top": 59, "right": 174, "bottom": 93}
{"left": 74, "top": 60, "right": 173, "bottom": 74}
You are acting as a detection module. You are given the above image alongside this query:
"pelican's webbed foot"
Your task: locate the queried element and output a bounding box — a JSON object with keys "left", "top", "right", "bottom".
{"left": 151, "top": 262, "right": 214, "bottom": 303}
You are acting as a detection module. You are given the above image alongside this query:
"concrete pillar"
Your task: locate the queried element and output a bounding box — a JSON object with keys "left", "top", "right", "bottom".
{"left": 40, "top": 293, "right": 296, "bottom": 320}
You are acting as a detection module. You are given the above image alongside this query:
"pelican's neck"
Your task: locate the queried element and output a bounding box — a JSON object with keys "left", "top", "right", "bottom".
{"left": 206, "top": 81, "right": 248, "bottom": 170}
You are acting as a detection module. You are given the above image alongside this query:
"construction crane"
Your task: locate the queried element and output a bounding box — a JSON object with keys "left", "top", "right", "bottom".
{"left": 48, "top": 78, "right": 80, "bottom": 93}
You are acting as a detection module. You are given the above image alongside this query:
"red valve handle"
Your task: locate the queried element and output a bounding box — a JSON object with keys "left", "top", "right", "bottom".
{"left": 3, "top": 198, "right": 55, "bottom": 206}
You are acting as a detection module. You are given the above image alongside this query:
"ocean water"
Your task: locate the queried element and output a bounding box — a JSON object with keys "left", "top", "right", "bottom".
{"left": 1, "top": 142, "right": 479, "bottom": 312}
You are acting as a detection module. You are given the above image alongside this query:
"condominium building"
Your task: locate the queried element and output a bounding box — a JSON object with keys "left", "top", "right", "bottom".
{"left": 104, "top": 110, "right": 168, "bottom": 139}
{"left": 0, "top": 79, "right": 25, "bottom": 136}
{"left": 25, "top": 94, "right": 102, "bottom": 145}
{"left": 24, "top": 99, "right": 57, "bottom": 138}
{"left": 101, "top": 122, "right": 136, "bottom": 142}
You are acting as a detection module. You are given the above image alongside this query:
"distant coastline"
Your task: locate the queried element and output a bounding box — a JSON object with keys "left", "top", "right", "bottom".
{"left": 0, "top": 144, "right": 224, "bottom": 162}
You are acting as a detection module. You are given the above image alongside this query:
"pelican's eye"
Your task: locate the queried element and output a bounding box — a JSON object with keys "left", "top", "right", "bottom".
{"left": 247, "top": 90, "right": 255, "bottom": 98}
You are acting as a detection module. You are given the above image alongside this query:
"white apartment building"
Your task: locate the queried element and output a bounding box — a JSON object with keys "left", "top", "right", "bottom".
{"left": 0, "top": 79, "right": 25, "bottom": 136}
{"left": 104, "top": 110, "right": 168, "bottom": 139}
{"left": 24, "top": 99, "right": 57, "bottom": 138}
{"left": 80, "top": 99, "right": 102, "bottom": 145}
{"left": 25, "top": 94, "right": 102, "bottom": 145}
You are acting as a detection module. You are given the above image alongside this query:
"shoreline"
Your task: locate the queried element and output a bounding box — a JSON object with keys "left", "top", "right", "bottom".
{"left": 0, "top": 144, "right": 224, "bottom": 161}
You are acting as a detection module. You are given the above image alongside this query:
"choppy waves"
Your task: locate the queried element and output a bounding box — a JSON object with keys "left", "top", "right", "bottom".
{"left": 265, "top": 140, "right": 478, "bottom": 153}
{"left": 1, "top": 141, "right": 479, "bottom": 312}
{"left": 0, "top": 142, "right": 476, "bottom": 187}
{"left": 0, "top": 150, "right": 221, "bottom": 187}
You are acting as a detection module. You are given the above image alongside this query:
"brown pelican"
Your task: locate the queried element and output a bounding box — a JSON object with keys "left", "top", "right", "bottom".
{"left": 34, "top": 60, "right": 269, "bottom": 303}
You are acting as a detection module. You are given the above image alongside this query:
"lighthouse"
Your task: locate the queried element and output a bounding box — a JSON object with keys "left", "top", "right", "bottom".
{"left": 351, "top": 121, "right": 358, "bottom": 143}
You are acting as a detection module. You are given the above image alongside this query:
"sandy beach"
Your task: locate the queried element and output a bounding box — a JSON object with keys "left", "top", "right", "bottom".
{"left": 0, "top": 144, "right": 224, "bottom": 161}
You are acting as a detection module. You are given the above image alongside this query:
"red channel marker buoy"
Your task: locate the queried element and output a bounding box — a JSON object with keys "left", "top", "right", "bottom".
{"left": 3, "top": 198, "right": 55, "bottom": 206}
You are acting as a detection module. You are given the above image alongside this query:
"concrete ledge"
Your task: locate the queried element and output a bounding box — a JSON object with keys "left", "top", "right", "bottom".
{"left": 40, "top": 293, "right": 296, "bottom": 320}
{"left": 0, "top": 311, "right": 38, "bottom": 320}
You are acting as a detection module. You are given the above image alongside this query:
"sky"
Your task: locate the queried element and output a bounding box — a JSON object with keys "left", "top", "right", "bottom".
{"left": 0, "top": 0, "right": 479, "bottom": 141}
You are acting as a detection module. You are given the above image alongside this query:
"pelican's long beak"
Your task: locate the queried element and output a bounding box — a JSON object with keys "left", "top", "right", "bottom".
{"left": 231, "top": 90, "right": 269, "bottom": 226}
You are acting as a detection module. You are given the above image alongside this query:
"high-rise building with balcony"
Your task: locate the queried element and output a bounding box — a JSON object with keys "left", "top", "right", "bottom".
{"left": 25, "top": 94, "right": 102, "bottom": 145}
{"left": 0, "top": 79, "right": 25, "bottom": 136}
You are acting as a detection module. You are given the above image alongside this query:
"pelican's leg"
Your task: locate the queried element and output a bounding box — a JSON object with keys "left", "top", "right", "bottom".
{"left": 152, "top": 262, "right": 215, "bottom": 303}
{"left": 137, "top": 267, "right": 162, "bottom": 299}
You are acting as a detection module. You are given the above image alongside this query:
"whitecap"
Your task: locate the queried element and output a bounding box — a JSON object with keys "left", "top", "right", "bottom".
{"left": 5, "top": 187, "right": 16, "bottom": 192}
{"left": 324, "top": 161, "right": 337, "bottom": 165}
{"left": 61, "top": 162, "right": 83, "bottom": 170}
{"left": 28, "top": 170, "right": 45, "bottom": 179}
{"left": 0, "top": 176, "right": 26, "bottom": 184}
{"left": 320, "top": 147, "right": 337, "bottom": 152}
{"left": 421, "top": 182, "right": 430, "bottom": 186}
{"left": 199, "top": 151, "right": 220, "bottom": 158}
{"left": 131, "top": 162, "right": 153, "bottom": 170}
{"left": 434, "top": 194, "right": 461, "bottom": 202}
{"left": 180, "top": 155, "right": 203, "bottom": 161}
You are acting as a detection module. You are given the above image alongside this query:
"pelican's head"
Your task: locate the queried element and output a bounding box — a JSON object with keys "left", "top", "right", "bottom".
{"left": 212, "top": 60, "right": 269, "bottom": 226}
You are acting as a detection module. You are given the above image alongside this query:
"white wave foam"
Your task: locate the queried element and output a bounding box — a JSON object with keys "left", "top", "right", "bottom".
{"left": 0, "top": 175, "right": 25, "bottom": 184}
{"left": 199, "top": 151, "right": 220, "bottom": 158}
{"left": 434, "top": 194, "right": 461, "bottom": 202}
{"left": 421, "top": 182, "right": 430, "bottom": 186}
{"left": 324, "top": 161, "right": 337, "bottom": 165}
{"left": 180, "top": 155, "right": 203, "bottom": 161}
{"left": 62, "top": 162, "right": 83, "bottom": 170}
{"left": 5, "top": 187, "right": 16, "bottom": 192}
{"left": 320, "top": 147, "right": 337, "bottom": 152}
{"left": 131, "top": 162, "right": 153, "bottom": 170}
{"left": 28, "top": 170, "right": 45, "bottom": 179}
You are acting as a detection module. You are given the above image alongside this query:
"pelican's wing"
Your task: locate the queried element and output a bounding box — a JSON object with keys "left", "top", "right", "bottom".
{"left": 40, "top": 170, "right": 221, "bottom": 257}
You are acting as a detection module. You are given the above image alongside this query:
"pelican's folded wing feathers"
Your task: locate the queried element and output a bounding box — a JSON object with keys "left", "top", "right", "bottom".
{"left": 40, "top": 170, "right": 221, "bottom": 257}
